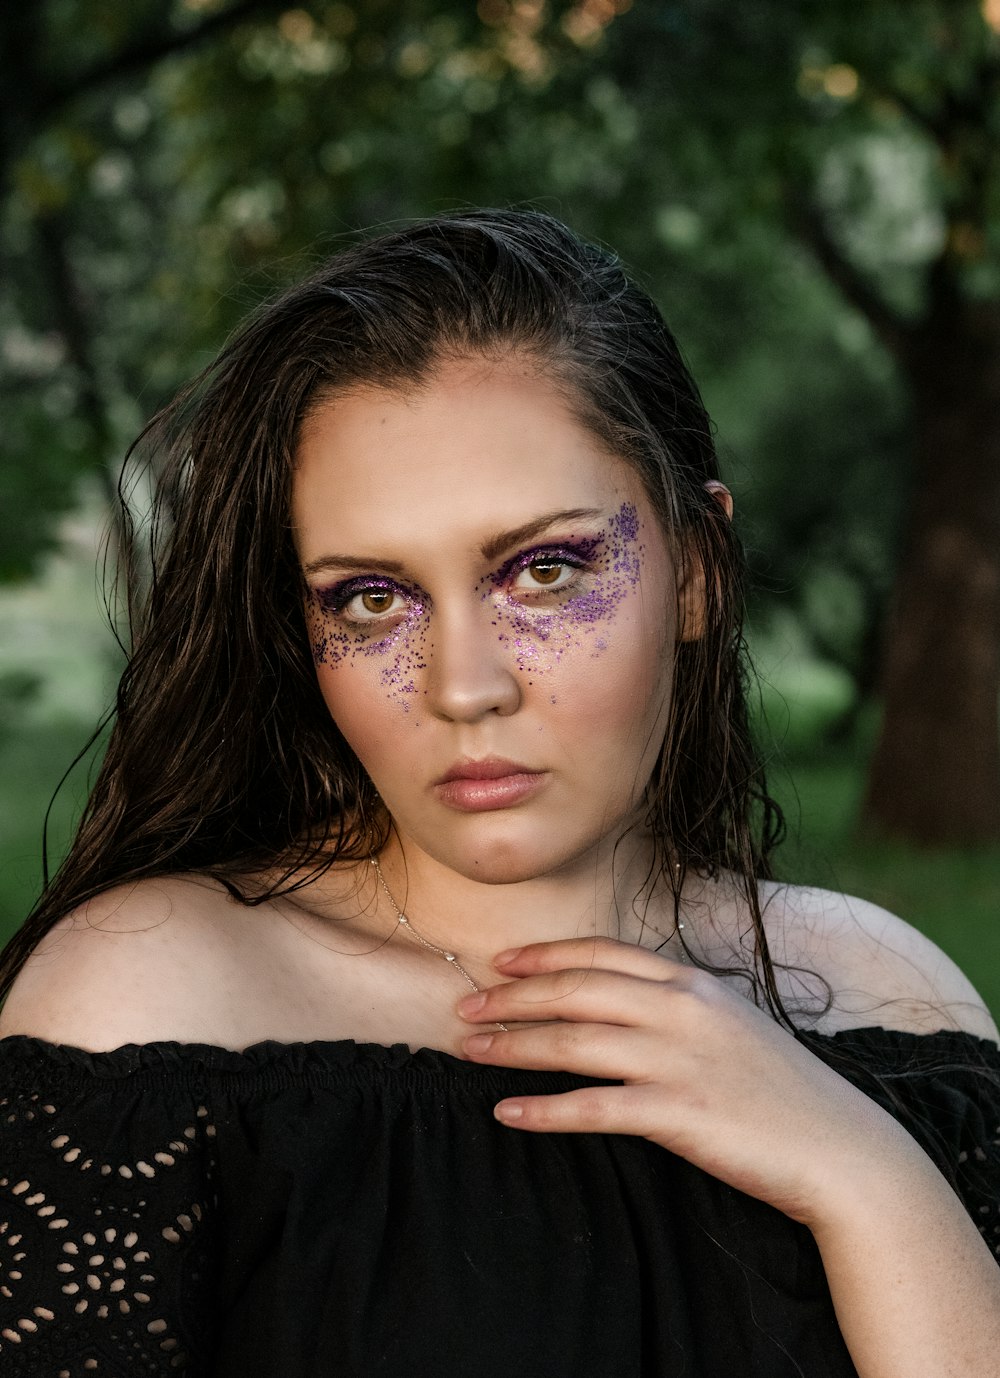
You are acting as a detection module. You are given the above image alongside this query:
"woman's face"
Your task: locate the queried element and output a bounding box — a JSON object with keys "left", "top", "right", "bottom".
{"left": 292, "top": 356, "right": 684, "bottom": 885}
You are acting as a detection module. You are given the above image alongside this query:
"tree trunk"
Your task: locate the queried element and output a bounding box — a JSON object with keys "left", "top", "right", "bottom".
{"left": 862, "top": 299, "right": 1000, "bottom": 845}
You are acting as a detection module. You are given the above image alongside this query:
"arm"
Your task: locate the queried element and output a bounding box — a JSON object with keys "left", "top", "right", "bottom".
{"left": 811, "top": 1127, "right": 1000, "bottom": 1378}
{"left": 459, "top": 937, "right": 1000, "bottom": 1378}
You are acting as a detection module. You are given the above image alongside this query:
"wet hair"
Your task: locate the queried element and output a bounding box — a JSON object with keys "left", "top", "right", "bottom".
{"left": 0, "top": 208, "right": 789, "bottom": 1015}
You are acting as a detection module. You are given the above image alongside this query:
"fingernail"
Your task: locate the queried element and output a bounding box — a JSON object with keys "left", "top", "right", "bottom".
{"left": 495, "top": 1100, "right": 523, "bottom": 1122}
{"left": 465, "top": 1033, "right": 494, "bottom": 1054}
{"left": 458, "top": 992, "right": 487, "bottom": 1016}
{"left": 494, "top": 947, "right": 522, "bottom": 967}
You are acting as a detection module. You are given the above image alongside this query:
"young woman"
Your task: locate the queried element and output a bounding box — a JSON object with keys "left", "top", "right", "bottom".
{"left": 0, "top": 210, "right": 997, "bottom": 1377}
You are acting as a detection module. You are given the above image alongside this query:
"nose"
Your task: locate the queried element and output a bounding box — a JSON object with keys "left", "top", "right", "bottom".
{"left": 424, "top": 603, "right": 522, "bottom": 722}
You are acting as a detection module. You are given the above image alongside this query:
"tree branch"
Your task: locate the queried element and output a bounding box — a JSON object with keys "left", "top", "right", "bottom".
{"left": 36, "top": 0, "right": 288, "bottom": 122}
{"left": 787, "top": 196, "right": 913, "bottom": 360}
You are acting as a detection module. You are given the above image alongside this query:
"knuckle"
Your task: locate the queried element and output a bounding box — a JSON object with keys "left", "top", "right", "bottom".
{"left": 673, "top": 965, "right": 715, "bottom": 1004}
{"left": 552, "top": 967, "right": 589, "bottom": 999}
{"left": 561, "top": 1087, "right": 609, "bottom": 1129}
{"left": 550, "top": 1022, "right": 582, "bottom": 1058}
{"left": 529, "top": 1098, "right": 561, "bottom": 1130}
{"left": 574, "top": 1086, "right": 608, "bottom": 1118}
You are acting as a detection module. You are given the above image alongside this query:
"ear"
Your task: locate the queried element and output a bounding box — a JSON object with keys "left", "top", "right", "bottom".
{"left": 704, "top": 479, "right": 734, "bottom": 520}
{"left": 676, "top": 481, "right": 733, "bottom": 643}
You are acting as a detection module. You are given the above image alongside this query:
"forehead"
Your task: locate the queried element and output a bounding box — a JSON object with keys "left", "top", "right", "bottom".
{"left": 291, "top": 358, "right": 644, "bottom": 561}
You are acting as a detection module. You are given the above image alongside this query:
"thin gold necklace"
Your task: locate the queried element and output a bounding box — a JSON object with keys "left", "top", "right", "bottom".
{"left": 370, "top": 857, "right": 509, "bottom": 1032}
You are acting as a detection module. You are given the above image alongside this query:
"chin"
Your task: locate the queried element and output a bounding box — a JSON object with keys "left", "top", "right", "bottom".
{"left": 428, "top": 827, "right": 604, "bottom": 887}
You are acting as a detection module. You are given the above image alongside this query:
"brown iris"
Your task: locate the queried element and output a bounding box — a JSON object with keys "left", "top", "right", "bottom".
{"left": 361, "top": 590, "right": 396, "bottom": 613}
{"left": 529, "top": 561, "right": 564, "bottom": 586}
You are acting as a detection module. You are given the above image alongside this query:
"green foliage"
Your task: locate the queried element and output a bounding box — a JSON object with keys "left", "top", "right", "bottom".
{"left": 0, "top": 717, "right": 98, "bottom": 939}
{"left": 2, "top": 0, "right": 998, "bottom": 822}
{"left": 8, "top": 0, "right": 997, "bottom": 637}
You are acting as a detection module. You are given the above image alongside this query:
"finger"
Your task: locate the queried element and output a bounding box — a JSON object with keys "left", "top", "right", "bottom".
{"left": 459, "top": 965, "right": 687, "bottom": 1028}
{"left": 492, "top": 1083, "right": 662, "bottom": 1137}
{"left": 463, "top": 1019, "right": 662, "bottom": 1082}
{"left": 494, "top": 934, "right": 682, "bottom": 983}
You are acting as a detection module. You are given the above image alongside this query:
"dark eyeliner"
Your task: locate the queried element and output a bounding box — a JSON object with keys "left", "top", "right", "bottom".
{"left": 314, "top": 575, "right": 408, "bottom": 613}
{"left": 495, "top": 537, "right": 601, "bottom": 585}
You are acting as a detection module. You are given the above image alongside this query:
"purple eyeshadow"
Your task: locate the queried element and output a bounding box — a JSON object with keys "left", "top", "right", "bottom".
{"left": 306, "top": 499, "right": 643, "bottom": 708}
{"left": 492, "top": 535, "right": 603, "bottom": 586}
{"left": 489, "top": 501, "right": 642, "bottom": 674}
{"left": 315, "top": 575, "right": 407, "bottom": 612}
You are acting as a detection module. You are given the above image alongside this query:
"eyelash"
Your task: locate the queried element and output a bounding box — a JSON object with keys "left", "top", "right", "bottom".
{"left": 500, "top": 546, "right": 590, "bottom": 596}
{"left": 315, "top": 543, "right": 595, "bottom": 630}
{"left": 315, "top": 577, "right": 415, "bottom": 627}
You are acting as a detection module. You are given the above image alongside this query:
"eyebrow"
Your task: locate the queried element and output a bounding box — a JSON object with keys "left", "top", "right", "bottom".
{"left": 303, "top": 507, "right": 605, "bottom": 579}
{"left": 479, "top": 507, "right": 604, "bottom": 563}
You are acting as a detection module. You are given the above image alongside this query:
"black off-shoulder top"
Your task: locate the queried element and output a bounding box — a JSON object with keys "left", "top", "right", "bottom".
{"left": 0, "top": 1028, "right": 997, "bottom": 1377}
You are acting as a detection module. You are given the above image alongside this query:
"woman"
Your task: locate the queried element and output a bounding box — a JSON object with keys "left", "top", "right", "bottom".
{"left": 0, "top": 210, "right": 997, "bottom": 1377}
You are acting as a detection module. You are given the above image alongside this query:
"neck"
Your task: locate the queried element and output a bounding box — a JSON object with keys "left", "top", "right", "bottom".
{"left": 364, "top": 829, "right": 680, "bottom": 964}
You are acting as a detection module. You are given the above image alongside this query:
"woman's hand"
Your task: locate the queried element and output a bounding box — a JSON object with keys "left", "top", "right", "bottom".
{"left": 458, "top": 936, "right": 917, "bottom": 1231}
{"left": 461, "top": 937, "right": 1000, "bottom": 1377}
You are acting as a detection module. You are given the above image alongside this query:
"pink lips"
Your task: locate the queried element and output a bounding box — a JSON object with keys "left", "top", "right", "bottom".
{"left": 434, "top": 758, "right": 547, "bottom": 812}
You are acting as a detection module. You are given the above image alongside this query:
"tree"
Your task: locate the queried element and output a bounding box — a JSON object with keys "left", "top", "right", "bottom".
{"left": 589, "top": 0, "right": 1000, "bottom": 843}
{"left": 2, "top": 0, "right": 997, "bottom": 844}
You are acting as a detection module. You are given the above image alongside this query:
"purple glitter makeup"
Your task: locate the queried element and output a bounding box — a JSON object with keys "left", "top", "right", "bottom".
{"left": 306, "top": 500, "right": 643, "bottom": 709}
{"left": 308, "top": 579, "right": 430, "bottom": 713}
{"left": 492, "top": 534, "right": 603, "bottom": 587}
{"left": 483, "top": 501, "right": 642, "bottom": 676}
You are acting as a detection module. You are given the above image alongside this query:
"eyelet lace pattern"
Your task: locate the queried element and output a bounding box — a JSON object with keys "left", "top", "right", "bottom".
{"left": 0, "top": 1028, "right": 997, "bottom": 1375}
{"left": 0, "top": 1072, "right": 218, "bottom": 1375}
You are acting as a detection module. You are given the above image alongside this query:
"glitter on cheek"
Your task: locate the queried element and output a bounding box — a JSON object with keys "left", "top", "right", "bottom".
{"left": 487, "top": 500, "right": 643, "bottom": 676}
{"left": 307, "top": 589, "right": 430, "bottom": 713}
{"left": 615, "top": 502, "right": 640, "bottom": 543}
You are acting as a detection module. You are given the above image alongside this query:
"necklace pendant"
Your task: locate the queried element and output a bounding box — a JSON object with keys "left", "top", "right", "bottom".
{"left": 444, "top": 953, "right": 456, "bottom": 962}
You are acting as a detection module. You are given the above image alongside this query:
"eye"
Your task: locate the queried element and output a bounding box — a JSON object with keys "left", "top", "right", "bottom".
{"left": 355, "top": 589, "right": 398, "bottom": 615}
{"left": 512, "top": 558, "right": 579, "bottom": 592}
{"left": 316, "top": 578, "right": 413, "bottom": 625}
{"left": 341, "top": 586, "right": 409, "bottom": 622}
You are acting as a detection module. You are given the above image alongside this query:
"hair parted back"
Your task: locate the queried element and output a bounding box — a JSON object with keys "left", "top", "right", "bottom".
{"left": 0, "top": 208, "right": 788, "bottom": 1015}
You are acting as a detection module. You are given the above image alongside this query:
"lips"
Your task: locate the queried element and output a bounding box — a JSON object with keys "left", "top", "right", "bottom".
{"left": 436, "top": 757, "right": 538, "bottom": 784}
{"left": 434, "top": 758, "right": 547, "bottom": 812}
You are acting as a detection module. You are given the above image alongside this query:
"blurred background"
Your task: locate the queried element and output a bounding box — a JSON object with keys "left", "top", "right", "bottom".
{"left": 1, "top": 0, "right": 998, "bottom": 1012}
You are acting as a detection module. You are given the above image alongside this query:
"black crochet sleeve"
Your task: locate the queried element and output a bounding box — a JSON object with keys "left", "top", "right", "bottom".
{"left": 0, "top": 1038, "right": 220, "bottom": 1377}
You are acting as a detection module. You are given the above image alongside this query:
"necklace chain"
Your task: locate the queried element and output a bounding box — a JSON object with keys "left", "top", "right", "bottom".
{"left": 370, "top": 857, "right": 509, "bottom": 1032}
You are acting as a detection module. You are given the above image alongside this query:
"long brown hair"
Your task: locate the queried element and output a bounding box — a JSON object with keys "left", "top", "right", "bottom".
{"left": 0, "top": 209, "right": 788, "bottom": 1015}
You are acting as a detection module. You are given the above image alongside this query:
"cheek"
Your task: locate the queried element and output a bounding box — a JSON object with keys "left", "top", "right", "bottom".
{"left": 307, "top": 592, "right": 429, "bottom": 717}
{"left": 489, "top": 502, "right": 671, "bottom": 709}
{"left": 486, "top": 502, "right": 646, "bottom": 679}
{"left": 315, "top": 660, "right": 430, "bottom": 802}
{"left": 539, "top": 593, "right": 673, "bottom": 740}
{"left": 315, "top": 663, "right": 394, "bottom": 770}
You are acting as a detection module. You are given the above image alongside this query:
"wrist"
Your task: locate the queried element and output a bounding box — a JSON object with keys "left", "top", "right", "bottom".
{"left": 792, "top": 1090, "right": 943, "bottom": 1240}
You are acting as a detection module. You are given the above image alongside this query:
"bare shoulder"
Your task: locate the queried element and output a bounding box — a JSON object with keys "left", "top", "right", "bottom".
{"left": 0, "top": 876, "right": 257, "bottom": 1051}
{"left": 757, "top": 879, "right": 1000, "bottom": 1043}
